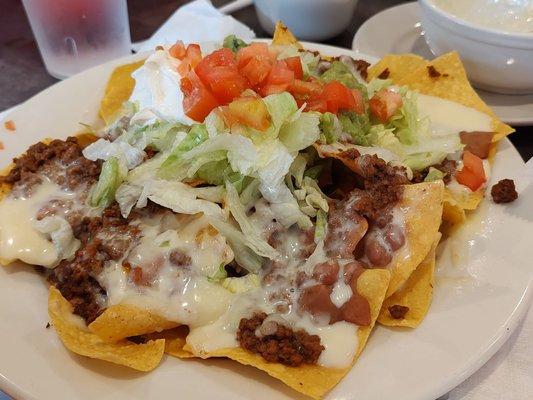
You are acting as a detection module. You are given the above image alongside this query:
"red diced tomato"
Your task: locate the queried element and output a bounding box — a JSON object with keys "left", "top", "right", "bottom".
{"left": 177, "top": 44, "right": 203, "bottom": 77}
{"left": 226, "top": 97, "right": 271, "bottom": 131}
{"left": 239, "top": 55, "right": 273, "bottom": 86}
{"left": 456, "top": 150, "right": 486, "bottom": 191}
{"left": 195, "top": 48, "right": 236, "bottom": 82}
{"left": 369, "top": 89, "right": 403, "bottom": 123}
{"left": 204, "top": 66, "right": 249, "bottom": 104}
{"left": 306, "top": 98, "right": 328, "bottom": 113}
{"left": 284, "top": 56, "right": 304, "bottom": 80}
{"left": 320, "top": 81, "right": 362, "bottom": 114}
{"left": 236, "top": 42, "right": 273, "bottom": 69}
{"left": 290, "top": 79, "right": 322, "bottom": 98}
{"left": 169, "top": 40, "right": 186, "bottom": 59}
{"left": 260, "top": 60, "right": 295, "bottom": 96}
{"left": 181, "top": 71, "right": 220, "bottom": 122}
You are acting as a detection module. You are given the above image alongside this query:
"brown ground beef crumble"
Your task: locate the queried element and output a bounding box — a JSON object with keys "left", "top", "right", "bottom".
{"left": 237, "top": 313, "right": 324, "bottom": 367}
{"left": 389, "top": 305, "right": 409, "bottom": 319}
{"left": 491, "top": 179, "right": 518, "bottom": 204}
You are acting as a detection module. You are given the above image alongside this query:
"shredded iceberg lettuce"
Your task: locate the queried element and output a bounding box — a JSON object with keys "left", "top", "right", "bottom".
{"left": 89, "top": 157, "right": 127, "bottom": 208}
{"left": 34, "top": 216, "right": 80, "bottom": 263}
{"left": 424, "top": 167, "right": 446, "bottom": 182}
{"left": 83, "top": 138, "right": 145, "bottom": 170}
{"left": 338, "top": 111, "right": 371, "bottom": 146}
{"left": 279, "top": 112, "right": 321, "bottom": 153}
{"left": 320, "top": 61, "right": 364, "bottom": 90}
{"left": 314, "top": 209, "right": 328, "bottom": 244}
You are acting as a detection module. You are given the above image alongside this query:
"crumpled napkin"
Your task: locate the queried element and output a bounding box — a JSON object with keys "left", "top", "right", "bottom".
{"left": 136, "top": 0, "right": 255, "bottom": 52}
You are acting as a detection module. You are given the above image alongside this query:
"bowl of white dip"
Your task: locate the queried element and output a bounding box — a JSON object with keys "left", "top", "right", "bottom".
{"left": 418, "top": 0, "right": 533, "bottom": 94}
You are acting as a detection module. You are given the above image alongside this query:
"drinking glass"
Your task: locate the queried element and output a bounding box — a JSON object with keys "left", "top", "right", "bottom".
{"left": 22, "top": 0, "right": 132, "bottom": 79}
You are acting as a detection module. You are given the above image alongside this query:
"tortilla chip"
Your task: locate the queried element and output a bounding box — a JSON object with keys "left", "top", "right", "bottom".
{"left": 378, "top": 233, "right": 440, "bottom": 328}
{"left": 385, "top": 181, "right": 444, "bottom": 297}
{"left": 145, "top": 326, "right": 195, "bottom": 359}
{"left": 99, "top": 60, "right": 144, "bottom": 124}
{"left": 272, "top": 21, "right": 302, "bottom": 48}
{"left": 196, "top": 269, "right": 390, "bottom": 399}
{"left": 89, "top": 304, "right": 179, "bottom": 342}
{"left": 48, "top": 286, "right": 165, "bottom": 371}
{"left": 367, "top": 54, "right": 428, "bottom": 82}
{"left": 392, "top": 52, "right": 513, "bottom": 141}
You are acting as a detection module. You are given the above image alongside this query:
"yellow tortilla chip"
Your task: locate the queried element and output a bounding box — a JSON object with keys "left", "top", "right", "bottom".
{"left": 99, "top": 60, "right": 144, "bottom": 124}
{"left": 272, "top": 21, "right": 302, "bottom": 48}
{"left": 385, "top": 181, "right": 444, "bottom": 297}
{"left": 378, "top": 233, "right": 441, "bottom": 328}
{"left": 48, "top": 286, "right": 165, "bottom": 371}
{"left": 89, "top": 304, "right": 179, "bottom": 342}
{"left": 145, "top": 326, "right": 195, "bottom": 359}
{"left": 196, "top": 269, "right": 390, "bottom": 399}
{"left": 367, "top": 54, "right": 428, "bottom": 81}
{"left": 393, "top": 52, "right": 513, "bottom": 141}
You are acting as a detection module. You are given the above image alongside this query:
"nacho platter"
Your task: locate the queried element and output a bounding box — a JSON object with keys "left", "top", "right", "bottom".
{"left": 0, "top": 27, "right": 531, "bottom": 400}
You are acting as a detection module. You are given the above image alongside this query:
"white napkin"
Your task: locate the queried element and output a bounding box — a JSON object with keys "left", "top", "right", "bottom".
{"left": 137, "top": 0, "right": 255, "bottom": 52}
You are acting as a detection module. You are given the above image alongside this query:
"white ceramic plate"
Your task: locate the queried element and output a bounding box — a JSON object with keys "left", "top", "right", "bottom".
{"left": 352, "top": 2, "right": 533, "bottom": 126}
{"left": 0, "top": 44, "right": 532, "bottom": 400}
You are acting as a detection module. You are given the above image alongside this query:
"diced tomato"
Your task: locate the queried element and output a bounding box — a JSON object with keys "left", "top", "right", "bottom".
{"left": 181, "top": 71, "right": 220, "bottom": 122}
{"left": 169, "top": 40, "right": 186, "bottom": 59}
{"left": 239, "top": 55, "right": 273, "bottom": 86}
{"left": 177, "top": 44, "right": 203, "bottom": 77}
{"left": 260, "top": 60, "right": 295, "bottom": 96}
{"left": 236, "top": 42, "right": 273, "bottom": 69}
{"left": 204, "top": 66, "right": 249, "bottom": 104}
{"left": 290, "top": 79, "right": 322, "bottom": 98}
{"left": 456, "top": 150, "right": 486, "bottom": 191}
{"left": 306, "top": 98, "right": 328, "bottom": 113}
{"left": 320, "top": 81, "right": 363, "bottom": 114}
{"left": 226, "top": 97, "right": 271, "bottom": 131}
{"left": 195, "top": 48, "right": 236, "bottom": 82}
{"left": 284, "top": 56, "right": 303, "bottom": 80}
{"left": 369, "top": 89, "right": 403, "bottom": 123}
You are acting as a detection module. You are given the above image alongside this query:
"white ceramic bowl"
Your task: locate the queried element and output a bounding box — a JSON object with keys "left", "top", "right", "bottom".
{"left": 254, "top": 0, "right": 359, "bottom": 42}
{"left": 418, "top": 0, "right": 533, "bottom": 94}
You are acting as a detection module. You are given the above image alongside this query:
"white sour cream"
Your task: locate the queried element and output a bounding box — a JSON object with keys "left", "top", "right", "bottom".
{"left": 129, "top": 48, "right": 194, "bottom": 125}
{"left": 433, "top": 0, "right": 533, "bottom": 33}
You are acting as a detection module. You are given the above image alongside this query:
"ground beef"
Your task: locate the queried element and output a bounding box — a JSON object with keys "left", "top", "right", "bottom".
{"left": 169, "top": 250, "right": 191, "bottom": 267}
{"left": 491, "top": 179, "right": 518, "bottom": 204}
{"left": 48, "top": 204, "right": 141, "bottom": 323}
{"left": 388, "top": 305, "right": 409, "bottom": 319}
{"left": 378, "top": 68, "right": 390, "bottom": 79}
{"left": 237, "top": 313, "right": 324, "bottom": 367}
{"left": 0, "top": 137, "right": 100, "bottom": 191}
{"left": 347, "top": 154, "right": 408, "bottom": 224}
{"left": 353, "top": 59, "right": 371, "bottom": 80}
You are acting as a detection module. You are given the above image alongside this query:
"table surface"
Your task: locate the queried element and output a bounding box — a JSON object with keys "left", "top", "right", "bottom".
{"left": 0, "top": 0, "right": 531, "bottom": 161}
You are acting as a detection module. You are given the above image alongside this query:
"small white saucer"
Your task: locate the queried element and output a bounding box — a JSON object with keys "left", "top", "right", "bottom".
{"left": 352, "top": 2, "right": 533, "bottom": 126}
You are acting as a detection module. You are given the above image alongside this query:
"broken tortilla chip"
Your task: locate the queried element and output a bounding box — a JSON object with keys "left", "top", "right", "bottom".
{"left": 89, "top": 304, "right": 179, "bottom": 342}
{"left": 48, "top": 286, "right": 165, "bottom": 371}
{"left": 99, "top": 60, "right": 144, "bottom": 124}
{"left": 378, "top": 233, "right": 441, "bottom": 328}
{"left": 196, "top": 269, "right": 390, "bottom": 400}
{"left": 272, "top": 21, "right": 302, "bottom": 48}
{"left": 145, "top": 326, "right": 195, "bottom": 359}
{"left": 367, "top": 54, "right": 428, "bottom": 82}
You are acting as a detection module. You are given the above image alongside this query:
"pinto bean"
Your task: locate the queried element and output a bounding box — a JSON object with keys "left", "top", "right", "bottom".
{"left": 384, "top": 225, "right": 405, "bottom": 251}
{"left": 365, "top": 236, "right": 392, "bottom": 267}
{"left": 343, "top": 261, "right": 363, "bottom": 284}
{"left": 313, "top": 261, "right": 339, "bottom": 285}
{"left": 298, "top": 284, "right": 337, "bottom": 320}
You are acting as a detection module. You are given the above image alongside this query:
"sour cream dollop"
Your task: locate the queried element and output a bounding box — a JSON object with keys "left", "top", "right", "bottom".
{"left": 129, "top": 48, "right": 194, "bottom": 125}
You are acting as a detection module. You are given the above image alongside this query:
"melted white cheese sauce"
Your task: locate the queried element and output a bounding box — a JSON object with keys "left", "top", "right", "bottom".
{"left": 129, "top": 48, "right": 194, "bottom": 125}
{"left": 417, "top": 94, "right": 492, "bottom": 136}
{"left": 0, "top": 180, "right": 74, "bottom": 267}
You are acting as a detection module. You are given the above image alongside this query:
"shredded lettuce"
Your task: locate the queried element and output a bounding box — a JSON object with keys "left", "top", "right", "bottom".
{"left": 136, "top": 179, "right": 223, "bottom": 218}
{"left": 279, "top": 112, "right": 321, "bottom": 153}
{"left": 207, "top": 217, "right": 263, "bottom": 273}
{"left": 222, "top": 274, "right": 260, "bottom": 293}
{"left": 424, "top": 167, "right": 446, "bottom": 182}
{"left": 366, "top": 78, "right": 392, "bottom": 98}
{"left": 207, "top": 263, "right": 228, "bottom": 283}
{"left": 223, "top": 35, "right": 248, "bottom": 52}
{"left": 115, "top": 183, "right": 143, "bottom": 218}
{"left": 119, "top": 120, "right": 189, "bottom": 152}
{"left": 225, "top": 182, "right": 281, "bottom": 260}
{"left": 314, "top": 209, "right": 328, "bottom": 244}
{"left": 83, "top": 138, "right": 145, "bottom": 170}
{"left": 89, "top": 157, "right": 127, "bottom": 208}
{"left": 158, "top": 124, "right": 209, "bottom": 179}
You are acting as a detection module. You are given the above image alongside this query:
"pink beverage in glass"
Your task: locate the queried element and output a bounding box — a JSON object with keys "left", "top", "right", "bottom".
{"left": 22, "top": 0, "right": 131, "bottom": 79}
